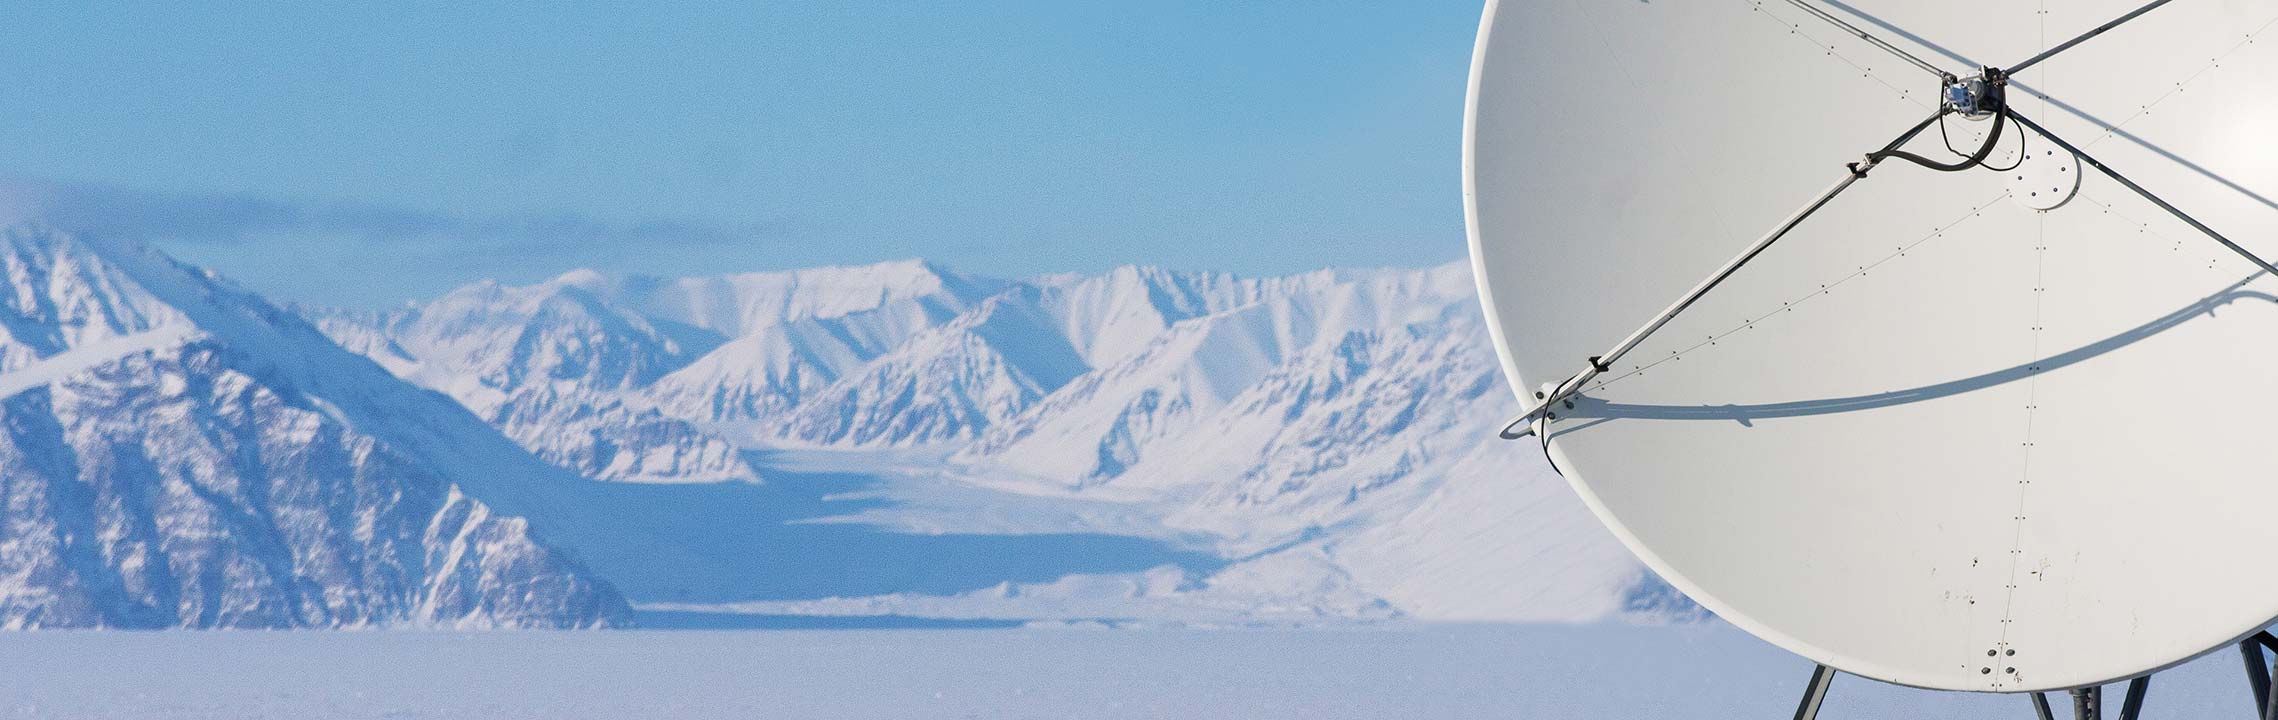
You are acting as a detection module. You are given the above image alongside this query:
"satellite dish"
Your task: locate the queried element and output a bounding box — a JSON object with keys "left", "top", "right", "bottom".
{"left": 1467, "top": 0, "right": 2278, "bottom": 701}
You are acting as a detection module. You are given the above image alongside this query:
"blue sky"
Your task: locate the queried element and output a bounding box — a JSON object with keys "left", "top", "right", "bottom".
{"left": 0, "top": 2, "right": 1481, "bottom": 307}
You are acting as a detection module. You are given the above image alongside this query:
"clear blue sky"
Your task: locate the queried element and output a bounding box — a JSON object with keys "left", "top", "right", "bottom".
{"left": 0, "top": 2, "right": 1482, "bottom": 307}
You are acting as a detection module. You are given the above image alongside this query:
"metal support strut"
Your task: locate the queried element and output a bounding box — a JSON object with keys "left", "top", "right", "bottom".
{"left": 1498, "top": 110, "right": 1947, "bottom": 440}
{"left": 2242, "top": 631, "right": 2278, "bottom": 720}
{"left": 2041, "top": 679, "right": 2149, "bottom": 720}
{"left": 1793, "top": 664, "right": 1836, "bottom": 720}
{"left": 1793, "top": 667, "right": 2155, "bottom": 720}
{"left": 2006, "top": 0, "right": 2180, "bottom": 76}
{"left": 1781, "top": 0, "right": 1950, "bottom": 79}
{"left": 2117, "top": 677, "right": 2149, "bottom": 720}
{"left": 2003, "top": 110, "right": 2278, "bottom": 280}
{"left": 2032, "top": 692, "right": 2057, "bottom": 720}
{"left": 1490, "top": 1, "right": 2264, "bottom": 717}
{"left": 2245, "top": 637, "right": 2272, "bottom": 718}
{"left": 1497, "top": 0, "right": 2215, "bottom": 442}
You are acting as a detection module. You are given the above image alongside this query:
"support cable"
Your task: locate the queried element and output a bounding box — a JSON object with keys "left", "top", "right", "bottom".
{"left": 2005, "top": 110, "right": 2278, "bottom": 279}
{"left": 1779, "top": 0, "right": 1954, "bottom": 79}
{"left": 1500, "top": 109, "right": 1952, "bottom": 440}
{"left": 2007, "top": 0, "right": 2179, "bottom": 76}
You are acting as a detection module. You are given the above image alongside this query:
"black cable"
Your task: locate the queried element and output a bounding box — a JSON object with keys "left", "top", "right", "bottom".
{"left": 1532, "top": 373, "right": 1582, "bottom": 477}
{"left": 1871, "top": 101, "right": 2007, "bottom": 173}
{"left": 1981, "top": 120, "right": 2026, "bottom": 173}
{"left": 1938, "top": 112, "right": 2024, "bottom": 172}
{"left": 1937, "top": 114, "right": 1968, "bottom": 158}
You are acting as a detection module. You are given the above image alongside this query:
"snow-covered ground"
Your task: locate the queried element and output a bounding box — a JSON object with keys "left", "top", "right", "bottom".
{"left": 0, "top": 624, "right": 2257, "bottom": 719}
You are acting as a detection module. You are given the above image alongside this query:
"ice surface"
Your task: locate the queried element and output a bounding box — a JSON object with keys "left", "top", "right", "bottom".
{"left": 0, "top": 624, "right": 2257, "bottom": 719}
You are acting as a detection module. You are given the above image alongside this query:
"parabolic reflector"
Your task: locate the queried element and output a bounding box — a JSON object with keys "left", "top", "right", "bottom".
{"left": 1466, "top": 0, "right": 2278, "bottom": 692}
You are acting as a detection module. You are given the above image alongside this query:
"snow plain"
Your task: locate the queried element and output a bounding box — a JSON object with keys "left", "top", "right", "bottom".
{"left": 0, "top": 623, "right": 2259, "bottom": 719}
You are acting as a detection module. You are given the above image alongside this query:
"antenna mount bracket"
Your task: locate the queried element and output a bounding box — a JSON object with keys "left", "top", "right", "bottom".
{"left": 1944, "top": 68, "right": 2009, "bottom": 121}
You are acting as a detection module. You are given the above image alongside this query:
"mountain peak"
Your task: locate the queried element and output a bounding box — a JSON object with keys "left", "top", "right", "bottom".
{"left": 547, "top": 267, "right": 610, "bottom": 290}
{"left": 0, "top": 227, "right": 633, "bottom": 628}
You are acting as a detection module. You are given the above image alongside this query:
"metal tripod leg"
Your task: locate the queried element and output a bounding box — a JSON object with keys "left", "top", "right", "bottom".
{"left": 2117, "top": 677, "right": 2149, "bottom": 720}
{"left": 1779, "top": 667, "right": 2147, "bottom": 720}
{"left": 2247, "top": 639, "right": 2272, "bottom": 717}
{"left": 2247, "top": 632, "right": 2278, "bottom": 720}
{"left": 2031, "top": 692, "right": 2056, "bottom": 720}
{"left": 2263, "top": 637, "right": 2278, "bottom": 720}
{"left": 1793, "top": 665, "right": 1836, "bottom": 720}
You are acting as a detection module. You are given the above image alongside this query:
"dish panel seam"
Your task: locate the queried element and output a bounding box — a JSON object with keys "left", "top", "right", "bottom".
{"left": 1581, "top": 192, "right": 2012, "bottom": 396}
{"left": 2077, "top": 14, "right": 2278, "bottom": 152}
{"left": 1746, "top": 0, "right": 1936, "bottom": 110}
{"left": 1992, "top": 210, "right": 2050, "bottom": 691}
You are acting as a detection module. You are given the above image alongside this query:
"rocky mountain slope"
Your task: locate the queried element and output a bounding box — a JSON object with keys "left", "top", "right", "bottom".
{"left": 0, "top": 224, "right": 628, "bottom": 628}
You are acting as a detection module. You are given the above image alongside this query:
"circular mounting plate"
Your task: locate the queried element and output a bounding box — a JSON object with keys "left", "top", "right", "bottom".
{"left": 2011, "top": 148, "right": 2083, "bottom": 211}
{"left": 1467, "top": 0, "right": 2278, "bottom": 693}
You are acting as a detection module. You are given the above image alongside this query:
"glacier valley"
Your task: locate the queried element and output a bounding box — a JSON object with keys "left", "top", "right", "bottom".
{"left": 0, "top": 220, "right": 1682, "bottom": 628}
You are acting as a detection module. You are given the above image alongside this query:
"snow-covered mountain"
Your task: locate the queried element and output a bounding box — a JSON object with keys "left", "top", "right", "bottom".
{"left": 317, "top": 258, "right": 1676, "bottom": 624}
{"left": 307, "top": 274, "right": 754, "bottom": 484}
{"left": 614, "top": 261, "right": 1004, "bottom": 426}
{"left": 0, "top": 224, "right": 628, "bottom": 629}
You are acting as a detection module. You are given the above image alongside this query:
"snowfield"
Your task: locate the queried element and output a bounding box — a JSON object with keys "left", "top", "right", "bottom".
{"left": 0, "top": 624, "right": 2256, "bottom": 719}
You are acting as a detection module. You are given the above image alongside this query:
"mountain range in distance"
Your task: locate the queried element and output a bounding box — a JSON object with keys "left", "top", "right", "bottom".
{"left": 0, "top": 220, "right": 1687, "bottom": 628}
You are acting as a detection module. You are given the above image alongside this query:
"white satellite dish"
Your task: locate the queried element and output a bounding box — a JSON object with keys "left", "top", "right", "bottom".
{"left": 1466, "top": 0, "right": 2278, "bottom": 713}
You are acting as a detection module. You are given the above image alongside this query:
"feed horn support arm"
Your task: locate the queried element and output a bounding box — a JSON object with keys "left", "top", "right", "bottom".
{"left": 1499, "top": 110, "right": 1947, "bottom": 440}
{"left": 2005, "top": 0, "right": 2179, "bottom": 77}
{"left": 1781, "top": 0, "right": 1951, "bottom": 80}
{"left": 1503, "top": 0, "right": 2219, "bottom": 441}
{"left": 1469, "top": 0, "right": 2278, "bottom": 706}
{"left": 1782, "top": 0, "right": 2180, "bottom": 81}
{"left": 1501, "top": 108, "right": 2278, "bottom": 441}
